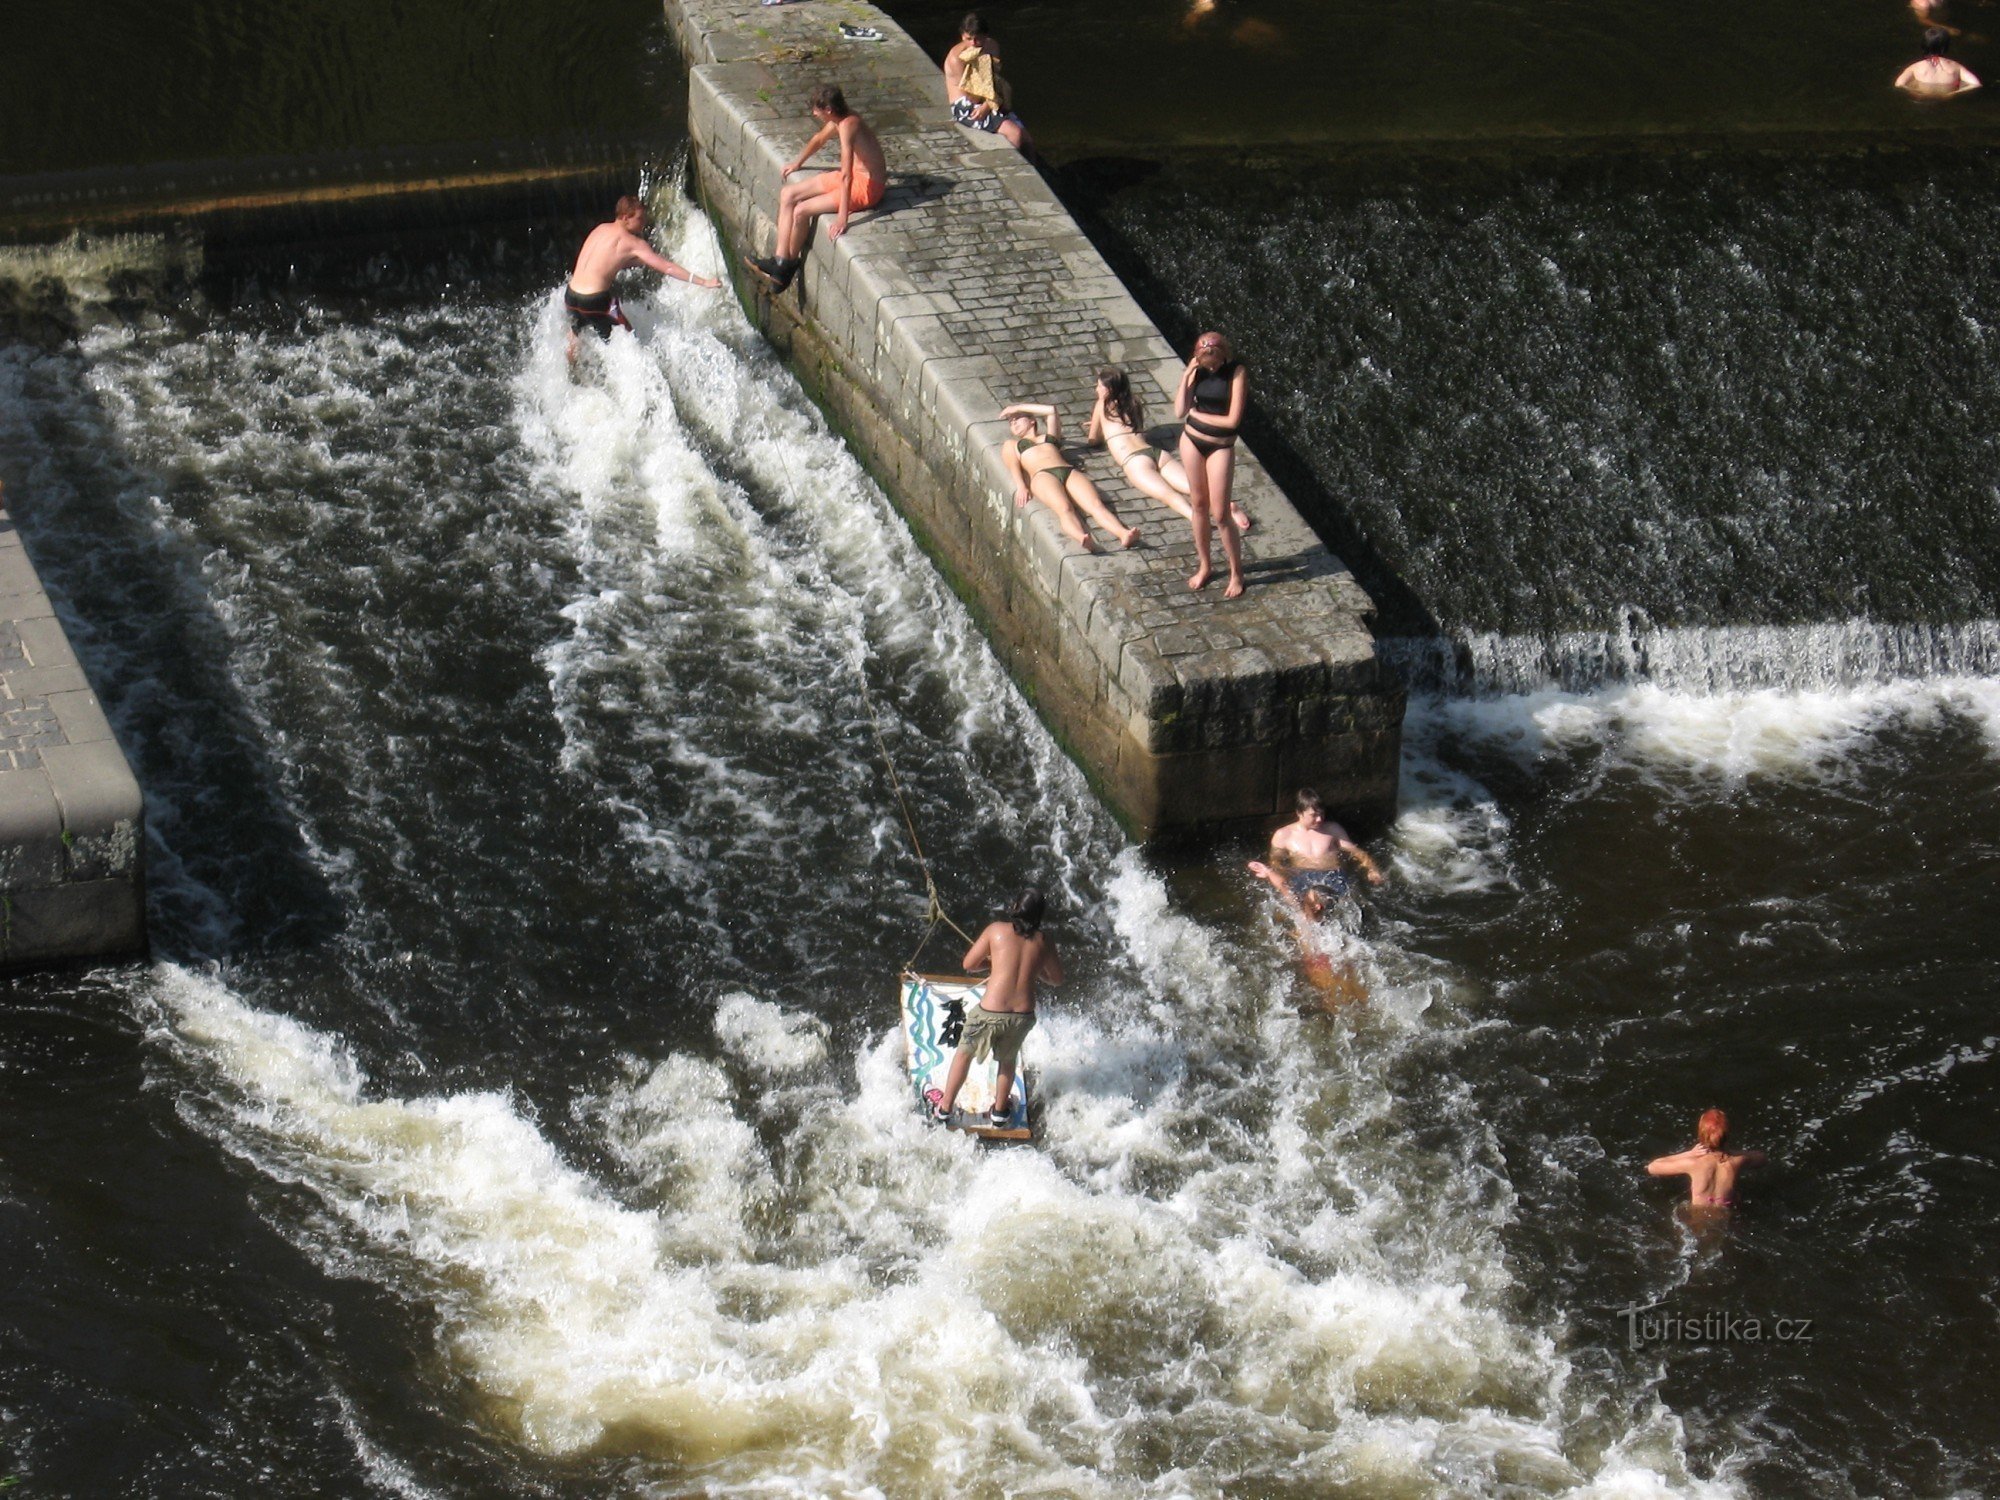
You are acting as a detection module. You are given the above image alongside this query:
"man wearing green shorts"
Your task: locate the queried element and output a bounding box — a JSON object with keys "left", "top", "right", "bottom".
{"left": 930, "top": 889, "right": 1064, "bottom": 1126}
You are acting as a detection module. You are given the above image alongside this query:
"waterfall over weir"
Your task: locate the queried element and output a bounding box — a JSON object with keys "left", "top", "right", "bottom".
{"left": 1386, "top": 618, "right": 2000, "bottom": 697}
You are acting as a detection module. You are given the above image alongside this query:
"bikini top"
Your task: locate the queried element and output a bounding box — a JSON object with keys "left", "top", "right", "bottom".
{"left": 1189, "top": 361, "right": 1239, "bottom": 416}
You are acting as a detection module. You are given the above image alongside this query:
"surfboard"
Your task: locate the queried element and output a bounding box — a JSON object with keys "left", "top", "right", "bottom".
{"left": 900, "top": 972, "right": 1032, "bottom": 1140}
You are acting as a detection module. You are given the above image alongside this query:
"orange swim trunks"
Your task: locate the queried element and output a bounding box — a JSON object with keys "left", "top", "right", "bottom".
{"left": 808, "top": 167, "right": 886, "bottom": 211}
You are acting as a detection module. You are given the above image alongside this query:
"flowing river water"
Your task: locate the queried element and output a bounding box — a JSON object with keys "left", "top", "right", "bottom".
{"left": 5, "top": 3, "right": 2000, "bottom": 1495}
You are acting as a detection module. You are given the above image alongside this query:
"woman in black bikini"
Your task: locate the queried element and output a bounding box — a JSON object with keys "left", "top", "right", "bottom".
{"left": 1089, "top": 366, "right": 1253, "bottom": 533}
{"left": 1175, "top": 332, "right": 1248, "bottom": 598}
{"left": 1000, "top": 402, "right": 1139, "bottom": 552}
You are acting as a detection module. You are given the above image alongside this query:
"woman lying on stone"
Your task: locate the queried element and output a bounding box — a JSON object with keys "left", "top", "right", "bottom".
{"left": 1088, "top": 366, "right": 1251, "bottom": 533}
{"left": 1000, "top": 402, "right": 1139, "bottom": 552}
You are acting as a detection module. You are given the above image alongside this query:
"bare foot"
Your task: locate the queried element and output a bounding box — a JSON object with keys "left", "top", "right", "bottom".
{"left": 1223, "top": 574, "right": 1245, "bottom": 600}
{"left": 1118, "top": 526, "right": 1140, "bottom": 549}
{"left": 1231, "top": 505, "right": 1252, "bottom": 532}
{"left": 1081, "top": 535, "right": 1101, "bottom": 553}
{"left": 1188, "top": 566, "right": 1211, "bottom": 591}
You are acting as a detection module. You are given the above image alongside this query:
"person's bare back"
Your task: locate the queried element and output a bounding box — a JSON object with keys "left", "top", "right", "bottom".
{"left": 1898, "top": 30, "right": 1982, "bottom": 94}
{"left": 964, "top": 918, "right": 1062, "bottom": 1013}
{"left": 1647, "top": 1109, "right": 1767, "bottom": 1208}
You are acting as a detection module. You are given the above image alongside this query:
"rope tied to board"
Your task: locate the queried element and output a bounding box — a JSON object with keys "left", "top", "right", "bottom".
{"left": 680, "top": 163, "right": 973, "bottom": 973}
{"left": 854, "top": 666, "right": 977, "bottom": 973}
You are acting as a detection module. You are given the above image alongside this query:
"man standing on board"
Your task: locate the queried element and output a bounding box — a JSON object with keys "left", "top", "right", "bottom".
{"left": 1646, "top": 1109, "right": 1768, "bottom": 1209}
{"left": 1247, "top": 787, "right": 1384, "bottom": 907}
{"left": 930, "top": 890, "right": 1062, "bottom": 1127}
{"left": 565, "top": 195, "right": 720, "bottom": 361}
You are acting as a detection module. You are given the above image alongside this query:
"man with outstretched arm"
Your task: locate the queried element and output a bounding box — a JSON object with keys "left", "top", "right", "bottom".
{"left": 930, "top": 889, "right": 1063, "bottom": 1127}
{"left": 565, "top": 195, "right": 720, "bottom": 361}
{"left": 744, "top": 83, "right": 888, "bottom": 294}
{"left": 1247, "top": 787, "right": 1385, "bottom": 909}
{"left": 1646, "top": 1109, "right": 1768, "bottom": 1209}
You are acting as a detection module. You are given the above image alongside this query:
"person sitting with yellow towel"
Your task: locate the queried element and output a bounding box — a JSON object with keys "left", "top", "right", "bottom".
{"left": 942, "top": 12, "right": 1030, "bottom": 151}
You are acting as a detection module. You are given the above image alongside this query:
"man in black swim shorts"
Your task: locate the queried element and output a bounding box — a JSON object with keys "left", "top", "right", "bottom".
{"left": 564, "top": 195, "right": 721, "bottom": 361}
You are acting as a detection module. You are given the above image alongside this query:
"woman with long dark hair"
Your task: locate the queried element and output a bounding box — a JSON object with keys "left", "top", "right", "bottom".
{"left": 1089, "top": 366, "right": 1251, "bottom": 532}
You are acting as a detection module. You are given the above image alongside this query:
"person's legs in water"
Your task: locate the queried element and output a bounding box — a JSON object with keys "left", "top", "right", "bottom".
{"left": 1063, "top": 470, "right": 1139, "bottom": 548}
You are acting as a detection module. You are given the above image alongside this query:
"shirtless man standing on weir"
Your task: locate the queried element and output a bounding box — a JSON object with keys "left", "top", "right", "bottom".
{"left": 1647, "top": 1109, "right": 1768, "bottom": 1209}
{"left": 931, "top": 890, "right": 1063, "bottom": 1127}
{"left": 565, "top": 195, "right": 720, "bottom": 362}
{"left": 1247, "top": 787, "right": 1384, "bottom": 907}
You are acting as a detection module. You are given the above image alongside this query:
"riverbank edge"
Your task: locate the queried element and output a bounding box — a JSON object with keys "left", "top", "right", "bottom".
{"left": 0, "top": 502, "right": 146, "bottom": 973}
{"left": 661, "top": 0, "right": 1402, "bottom": 839}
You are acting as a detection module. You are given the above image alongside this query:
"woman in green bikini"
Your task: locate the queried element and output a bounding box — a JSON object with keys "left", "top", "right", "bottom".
{"left": 1000, "top": 402, "right": 1139, "bottom": 551}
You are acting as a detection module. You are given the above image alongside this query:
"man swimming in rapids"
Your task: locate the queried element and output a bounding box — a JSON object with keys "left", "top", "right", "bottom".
{"left": 565, "top": 195, "right": 720, "bottom": 362}
{"left": 1247, "top": 787, "right": 1385, "bottom": 907}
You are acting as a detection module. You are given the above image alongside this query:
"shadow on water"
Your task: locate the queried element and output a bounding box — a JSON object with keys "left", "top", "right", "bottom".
{"left": 0, "top": 260, "right": 348, "bottom": 961}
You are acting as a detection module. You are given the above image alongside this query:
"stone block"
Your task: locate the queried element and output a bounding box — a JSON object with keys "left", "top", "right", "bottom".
{"left": 3, "top": 878, "right": 145, "bottom": 968}
{"left": 46, "top": 688, "right": 113, "bottom": 745}
{"left": 0, "top": 549, "right": 42, "bottom": 597}
{"left": 41, "top": 739, "right": 143, "bottom": 880}
{"left": 0, "top": 588, "right": 55, "bottom": 622}
{"left": 0, "top": 767, "right": 65, "bottom": 887}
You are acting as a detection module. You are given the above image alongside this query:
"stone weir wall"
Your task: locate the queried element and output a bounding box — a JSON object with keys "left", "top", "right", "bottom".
{"left": 661, "top": 0, "right": 1403, "bottom": 837}
{"left": 0, "top": 501, "right": 146, "bottom": 971}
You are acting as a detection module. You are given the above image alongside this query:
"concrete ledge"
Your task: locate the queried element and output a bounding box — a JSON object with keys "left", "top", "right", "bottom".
{"left": 0, "top": 497, "right": 146, "bottom": 972}
{"left": 664, "top": 0, "right": 1404, "bottom": 836}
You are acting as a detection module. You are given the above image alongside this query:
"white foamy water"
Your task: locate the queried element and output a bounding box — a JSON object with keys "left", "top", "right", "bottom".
{"left": 49, "top": 192, "right": 1746, "bottom": 1493}
{"left": 1388, "top": 667, "right": 2000, "bottom": 903}
{"left": 145, "top": 940, "right": 1731, "bottom": 1497}
{"left": 511, "top": 199, "right": 1111, "bottom": 940}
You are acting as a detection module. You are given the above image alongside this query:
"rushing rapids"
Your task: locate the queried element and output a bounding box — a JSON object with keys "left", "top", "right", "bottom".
{"left": 4, "top": 144, "right": 2000, "bottom": 1496}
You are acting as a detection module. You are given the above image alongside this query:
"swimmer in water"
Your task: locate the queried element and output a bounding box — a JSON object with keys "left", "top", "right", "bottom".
{"left": 1249, "top": 789, "right": 1381, "bottom": 1005}
{"left": 1252, "top": 786, "right": 1384, "bottom": 904}
{"left": 1896, "top": 28, "right": 1983, "bottom": 94}
{"left": 1247, "top": 851, "right": 1367, "bottom": 1005}
{"left": 1646, "top": 1108, "right": 1767, "bottom": 1209}
{"left": 565, "top": 195, "right": 720, "bottom": 363}
{"left": 1182, "top": 0, "right": 1282, "bottom": 46}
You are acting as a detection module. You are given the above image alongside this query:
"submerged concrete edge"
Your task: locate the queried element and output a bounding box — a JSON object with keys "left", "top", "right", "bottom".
{"left": 662, "top": 0, "right": 1403, "bottom": 838}
{"left": 0, "top": 505, "right": 146, "bottom": 971}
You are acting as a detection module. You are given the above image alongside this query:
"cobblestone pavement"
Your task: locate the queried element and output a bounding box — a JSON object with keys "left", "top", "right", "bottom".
{"left": 672, "top": 0, "right": 1381, "bottom": 668}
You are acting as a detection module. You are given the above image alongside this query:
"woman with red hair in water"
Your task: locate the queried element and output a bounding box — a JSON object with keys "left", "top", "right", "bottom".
{"left": 1647, "top": 1109, "right": 1768, "bottom": 1208}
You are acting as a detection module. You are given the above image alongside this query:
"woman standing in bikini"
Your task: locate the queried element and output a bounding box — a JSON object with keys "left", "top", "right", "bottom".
{"left": 1176, "top": 332, "right": 1248, "bottom": 598}
{"left": 1089, "top": 366, "right": 1252, "bottom": 532}
{"left": 1000, "top": 402, "right": 1138, "bottom": 552}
